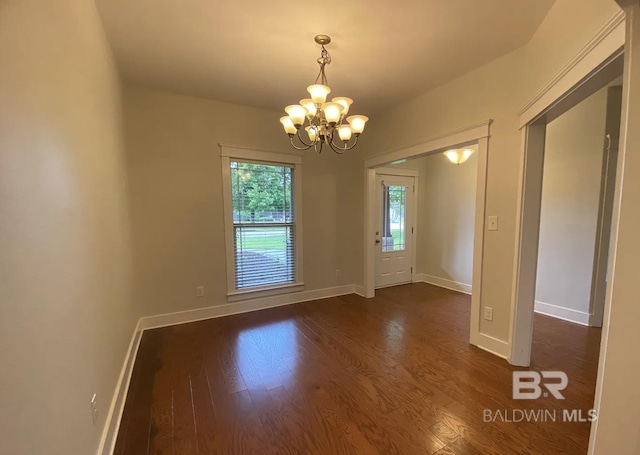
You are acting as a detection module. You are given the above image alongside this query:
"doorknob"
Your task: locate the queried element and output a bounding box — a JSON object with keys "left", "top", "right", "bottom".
{"left": 375, "top": 239, "right": 381, "bottom": 244}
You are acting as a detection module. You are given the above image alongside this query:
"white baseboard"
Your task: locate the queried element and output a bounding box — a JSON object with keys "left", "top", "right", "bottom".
{"left": 353, "top": 285, "right": 366, "bottom": 297}
{"left": 138, "top": 284, "right": 356, "bottom": 330}
{"left": 414, "top": 273, "right": 472, "bottom": 295}
{"left": 534, "top": 300, "right": 590, "bottom": 326}
{"left": 97, "top": 325, "right": 143, "bottom": 455}
{"left": 472, "top": 332, "right": 510, "bottom": 360}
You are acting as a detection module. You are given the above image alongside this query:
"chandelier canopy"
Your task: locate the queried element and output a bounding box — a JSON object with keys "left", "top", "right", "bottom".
{"left": 280, "top": 35, "right": 368, "bottom": 154}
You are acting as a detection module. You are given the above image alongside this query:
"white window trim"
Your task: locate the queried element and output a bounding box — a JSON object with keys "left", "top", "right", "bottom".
{"left": 220, "top": 144, "right": 304, "bottom": 301}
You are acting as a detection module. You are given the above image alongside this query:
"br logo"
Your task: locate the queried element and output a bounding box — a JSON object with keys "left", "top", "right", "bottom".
{"left": 512, "top": 371, "right": 568, "bottom": 400}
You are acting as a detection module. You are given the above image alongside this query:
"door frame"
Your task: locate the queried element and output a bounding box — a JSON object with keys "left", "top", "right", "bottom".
{"left": 589, "top": 108, "right": 621, "bottom": 328}
{"left": 363, "top": 120, "right": 491, "bottom": 350}
{"left": 373, "top": 168, "right": 418, "bottom": 289}
{"left": 509, "top": 10, "right": 626, "bottom": 367}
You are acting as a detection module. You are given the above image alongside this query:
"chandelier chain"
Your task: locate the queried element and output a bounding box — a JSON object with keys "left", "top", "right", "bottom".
{"left": 314, "top": 45, "right": 331, "bottom": 86}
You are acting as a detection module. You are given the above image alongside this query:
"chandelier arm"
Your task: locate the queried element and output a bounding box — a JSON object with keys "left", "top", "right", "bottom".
{"left": 327, "top": 139, "right": 346, "bottom": 155}
{"left": 289, "top": 135, "right": 313, "bottom": 151}
{"left": 295, "top": 128, "right": 315, "bottom": 147}
{"left": 329, "top": 135, "right": 359, "bottom": 154}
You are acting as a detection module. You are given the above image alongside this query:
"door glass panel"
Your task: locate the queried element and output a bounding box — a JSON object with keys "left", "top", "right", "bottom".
{"left": 381, "top": 184, "right": 407, "bottom": 252}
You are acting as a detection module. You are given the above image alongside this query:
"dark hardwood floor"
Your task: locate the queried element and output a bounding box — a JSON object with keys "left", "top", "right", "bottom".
{"left": 114, "top": 283, "right": 602, "bottom": 455}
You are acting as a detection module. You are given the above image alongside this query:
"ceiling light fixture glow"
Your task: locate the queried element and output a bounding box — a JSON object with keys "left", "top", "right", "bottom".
{"left": 280, "top": 35, "right": 368, "bottom": 155}
{"left": 444, "top": 148, "right": 475, "bottom": 164}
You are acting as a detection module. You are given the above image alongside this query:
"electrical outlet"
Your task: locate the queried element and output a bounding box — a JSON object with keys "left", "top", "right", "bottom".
{"left": 488, "top": 215, "right": 499, "bottom": 231}
{"left": 90, "top": 394, "right": 98, "bottom": 425}
{"left": 484, "top": 307, "right": 494, "bottom": 322}
{"left": 196, "top": 286, "right": 205, "bottom": 297}
{"left": 335, "top": 269, "right": 341, "bottom": 278}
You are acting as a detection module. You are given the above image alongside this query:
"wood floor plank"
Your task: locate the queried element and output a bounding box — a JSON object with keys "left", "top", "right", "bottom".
{"left": 189, "top": 366, "right": 222, "bottom": 454}
{"left": 172, "top": 372, "right": 195, "bottom": 442}
{"left": 148, "top": 397, "right": 173, "bottom": 453}
{"left": 114, "top": 283, "right": 601, "bottom": 455}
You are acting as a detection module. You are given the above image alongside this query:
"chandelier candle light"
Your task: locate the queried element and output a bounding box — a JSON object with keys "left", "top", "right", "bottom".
{"left": 280, "top": 35, "right": 369, "bottom": 154}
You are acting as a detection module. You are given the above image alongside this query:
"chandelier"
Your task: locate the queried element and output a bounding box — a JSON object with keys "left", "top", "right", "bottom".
{"left": 279, "top": 35, "right": 369, "bottom": 154}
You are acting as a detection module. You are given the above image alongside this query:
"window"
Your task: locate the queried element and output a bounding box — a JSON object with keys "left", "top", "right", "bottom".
{"left": 231, "top": 161, "right": 294, "bottom": 288}
{"left": 221, "top": 146, "right": 303, "bottom": 299}
{"left": 381, "top": 184, "right": 407, "bottom": 252}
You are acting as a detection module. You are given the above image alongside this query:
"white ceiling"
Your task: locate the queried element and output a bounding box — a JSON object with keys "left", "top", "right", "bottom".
{"left": 96, "top": 0, "right": 555, "bottom": 115}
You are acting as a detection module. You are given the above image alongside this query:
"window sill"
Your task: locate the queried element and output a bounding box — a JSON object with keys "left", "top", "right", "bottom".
{"left": 227, "top": 282, "right": 305, "bottom": 302}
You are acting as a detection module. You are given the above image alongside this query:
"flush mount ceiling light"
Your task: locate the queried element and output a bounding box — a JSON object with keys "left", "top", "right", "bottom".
{"left": 280, "top": 35, "right": 369, "bottom": 155}
{"left": 444, "top": 148, "right": 475, "bottom": 164}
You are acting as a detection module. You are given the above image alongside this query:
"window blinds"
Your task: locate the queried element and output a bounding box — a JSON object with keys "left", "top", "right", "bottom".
{"left": 230, "top": 161, "right": 295, "bottom": 289}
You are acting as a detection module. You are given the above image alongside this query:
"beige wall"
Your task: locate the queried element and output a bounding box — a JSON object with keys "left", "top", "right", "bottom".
{"left": 123, "top": 86, "right": 362, "bottom": 317}
{"left": 535, "top": 87, "right": 609, "bottom": 320}
{"left": 357, "top": 0, "right": 622, "bottom": 343}
{"left": 0, "top": 1, "right": 136, "bottom": 454}
{"left": 420, "top": 152, "right": 477, "bottom": 287}
{"left": 591, "top": 5, "right": 640, "bottom": 454}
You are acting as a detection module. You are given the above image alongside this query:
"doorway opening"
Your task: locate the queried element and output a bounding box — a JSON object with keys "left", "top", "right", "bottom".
{"left": 510, "top": 50, "right": 624, "bottom": 367}
{"left": 363, "top": 121, "right": 490, "bottom": 348}
{"left": 533, "top": 81, "right": 622, "bottom": 329}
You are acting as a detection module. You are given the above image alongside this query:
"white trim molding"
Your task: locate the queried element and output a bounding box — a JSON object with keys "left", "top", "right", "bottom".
{"left": 227, "top": 282, "right": 305, "bottom": 302}
{"left": 219, "top": 143, "right": 303, "bottom": 163}
{"left": 474, "top": 333, "right": 510, "bottom": 360}
{"left": 96, "top": 325, "right": 143, "bottom": 455}
{"left": 415, "top": 273, "right": 472, "bottom": 295}
{"left": 470, "top": 136, "right": 489, "bottom": 355}
{"left": 138, "top": 285, "right": 357, "bottom": 331}
{"left": 374, "top": 167, "right": 419, "bottom": 177}
{"left": 534, "top": 301, "right": 591, "bottom": 326}
{"left": 363, "top": 168, "right": 377, "bottom": 298}
{"left": 364, "top": 120, "right": 492, "bottom": 169}
{"left": 353, "top": 285, "right": 366, "bottom": 297}
{"left": 517, "top": 10, "right": 626, "bottom": 128}
{"left": 219, "top": 145, "right": 304, "bottom": 301}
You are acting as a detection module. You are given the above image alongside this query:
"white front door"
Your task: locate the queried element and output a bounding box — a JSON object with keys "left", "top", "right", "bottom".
{"left": 375, "top": 175, "right": 415, "bottom": 288}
